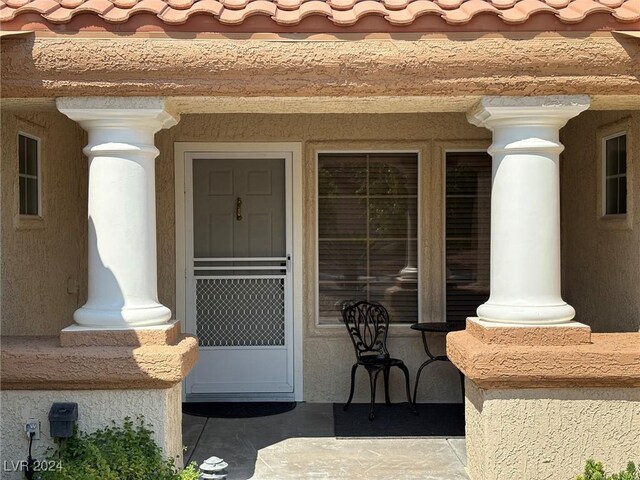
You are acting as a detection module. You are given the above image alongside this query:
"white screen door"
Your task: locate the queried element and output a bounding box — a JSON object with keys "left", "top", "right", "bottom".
{"left": 185, "top": 153, "right": 294, "bottom": 399}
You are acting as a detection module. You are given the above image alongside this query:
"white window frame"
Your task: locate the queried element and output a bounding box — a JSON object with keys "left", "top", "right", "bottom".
{"left": 601, "top": 131, "right": 628, "bottom": 218}
{"left": 596, "top": 118, "right": 633, "bottom": 230}
{"left": 17, "top": 131, "right": 42, "bottom": 218}
{"left": 315, "top": 149, "right": 422, "bottom": 329}
{"left": 442, "top": 148, "right": 492, "bottom": 323}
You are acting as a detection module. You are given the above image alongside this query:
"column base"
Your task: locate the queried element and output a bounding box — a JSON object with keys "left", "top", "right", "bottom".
{"left": 73, "top": 303, "right": 172, "bottom": 328}
{"left": 1, "top": 330, "right": 198, "bottom": 390}
{"left": 477, "top": 301, "right": 576, "bottom": 325}
{"left": 447, "top": 318, "right": 640, "bottom": 480}
{"left": 60, "top": 320, "right": 181, "bottom": 347}
{"left": 464, "top": 381, "right": 640, "bottom": 480}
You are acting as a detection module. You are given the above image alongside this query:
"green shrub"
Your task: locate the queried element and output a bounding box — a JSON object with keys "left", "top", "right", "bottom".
{"left": 578, "top": 459, "right": 639, "bottom": 480}
{"left": 38, "top": 417, "right": 199, "bottom": 480}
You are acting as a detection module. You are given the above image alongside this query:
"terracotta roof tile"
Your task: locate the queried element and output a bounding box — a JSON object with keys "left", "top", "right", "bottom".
{"left": 273, "top": 6, "right": 299, "bottom": 21}
{"left": 167, "top": 0, "right": 195, "bottom": 9}
{"left": 0, "top": 4, "right": 16, "bottom": 21}
{"left": 274, "top": 0, "right": 330, "bottom": 23}
{"left": 157, "top": 4, "right": 189, "bottom": 20}
{"left": 102, "top": 0, "right": 168, "bottom": 20}
{"left": 112, "top": 0, "right": 138, "bottom": 7}
{"left": 326, "top": 0, "right": 357, "bottom": 11}
{"left": 613, "top": 0, "right": 640, "bottom": 20}
{"left": 543, "top": 0, "right": 570, "bottom": 8}
{"left": 492, "top": 0, "right": 517, "bottom": 8}
{"left": 11, "top": 0, "right": 59, "bottom": 14}
{"left": 558, "top": 0, "right": 612, "bottom": 22}
{"left": 275, "top": 0, "right": 304, "bottom": 10}
{"left": 157, "top": 0, "right": 222, "bottom": 22}
{"left": 76, "top": 0, "right": 115, "bottom": 13}
{"left": 187, "top": 0, "right": 224, "bottom": 13}
{"left": 434, "top": 0, "right": 464, "bottom": 10}
{"left": 5, "top": 0, "right": 30, "bottom": 7}
{"left": 500, "top": 0, "right": 556, "bottom": 23}
{"left": 599, "top": 0, "right": 624, "bottom": 7}
{"left": 101, "top": 4, "right": 135, "bottom": 19}
{"left": 385, "top": 0, "right": 443, "bottom": 24}
{"left": 444, "top": 0, "right": 499, "bottom": 23}
{"left": 128, "top": 0, "right": 169, "bottom": 13}
{"left": 220, "top": 0, "right": 250, "bottom": 9}
{"left": 1, "top": 0, "right": 638, "bottom": 29}
{"left": 332, "top": 0, "right": 387, "bottom": 24}
{"left": 43, "top": 3, "right": 76, "bottom": 19}
{"left": 382, "top": 0, "right": 411, "bottom": 11}
{"left": 217, "top": 0, "right": 276, "bottom": 23}
{"left": 298, "top": 0, "right": 332, "bottom": 15}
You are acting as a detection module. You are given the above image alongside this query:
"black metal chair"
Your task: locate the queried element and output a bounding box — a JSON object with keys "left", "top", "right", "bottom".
{"left": 341, "top": 300, "right": 416, "bottom": 420}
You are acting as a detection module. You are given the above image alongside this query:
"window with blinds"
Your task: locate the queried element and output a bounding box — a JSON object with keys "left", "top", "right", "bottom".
{"left": 603, "top": 133, "right": 627, "bottom": 216}
{"left": 317, "top": 153, "right": 418, "bottom": 325}
{"left": 445, "top": 152, "right": 491, "bottom": 322}
{"left": 18, "top": 132, "right": 41, "bottom": 216}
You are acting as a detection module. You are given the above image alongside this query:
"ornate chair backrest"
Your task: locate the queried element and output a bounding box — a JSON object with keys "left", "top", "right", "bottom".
{"left": 341, "top": 300, "right": 391, "bottom": 360}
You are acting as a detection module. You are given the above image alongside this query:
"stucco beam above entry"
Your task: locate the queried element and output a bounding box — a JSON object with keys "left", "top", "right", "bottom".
{"left": 2, "top": 34, "right": 640, "bottom": 99}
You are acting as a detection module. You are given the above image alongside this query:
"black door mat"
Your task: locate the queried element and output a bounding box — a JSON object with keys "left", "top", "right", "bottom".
{"left": 183, "top": 402, "right": 297, "bottom": 418}
{"left": 333, "top": 403, "right": 464, "bottom": 437}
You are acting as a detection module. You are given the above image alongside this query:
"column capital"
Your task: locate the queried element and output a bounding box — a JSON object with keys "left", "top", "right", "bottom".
{"left": 467, "top": 95, "right": 590, "bottom": 129}
{"left": 56, "top": 96, "right": 179, "bottom": 131}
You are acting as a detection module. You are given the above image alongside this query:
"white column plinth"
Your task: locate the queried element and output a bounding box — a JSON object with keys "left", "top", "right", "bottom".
{"left": 468, "top": 96, "right": 590, "bottom": 325}
{"left": 57, "top": 97, "right": 178, "bottom": 328}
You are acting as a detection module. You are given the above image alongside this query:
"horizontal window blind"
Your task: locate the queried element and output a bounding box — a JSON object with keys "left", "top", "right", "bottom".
{"left": 318, "top": 153, "right": 418, "bottom": 324}
{"left": 445, "top": 152, "right": 491, "bottom": 322}
{"left": 604, "top": 134, "right": 627, "bottom": 215}
{"left": 18, "top": 133, "right": 40, "bottom": 216}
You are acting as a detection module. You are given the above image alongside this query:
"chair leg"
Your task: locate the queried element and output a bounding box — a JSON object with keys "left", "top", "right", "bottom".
{"left": 399, "top": 363, "right": 418, "bottom": 415}
{"left": 368, "top": 368, "right": 381, "bottom": 421}
{"left": 383, "top": 366, "right": 391, "bottom": 406}
{"left": 344, "top": 363, "right": 358, "bottom": 411}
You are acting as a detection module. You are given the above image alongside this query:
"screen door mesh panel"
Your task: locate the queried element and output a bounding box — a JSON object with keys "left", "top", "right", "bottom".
{"left": 196, "top": 278, "right": 285, "bottom": 347}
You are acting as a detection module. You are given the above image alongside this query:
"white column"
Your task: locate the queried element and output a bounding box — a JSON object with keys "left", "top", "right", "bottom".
{"left": 57, "top": 97, "right": 178, "bottom": 328}
{"left": 467, "top": 96, "right": 589, "bottom": 325}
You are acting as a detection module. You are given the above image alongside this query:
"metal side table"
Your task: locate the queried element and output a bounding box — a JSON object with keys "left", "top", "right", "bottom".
{"left": 410, "top": 321, "right": 466, "bottom": 405}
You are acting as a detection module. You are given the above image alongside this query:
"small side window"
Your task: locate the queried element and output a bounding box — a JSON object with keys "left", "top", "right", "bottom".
{"left": 602, "top": 133, "right": 627, "bottom": 216}
{"left": 18, "top": 132, "right": 41, "bottom": 217}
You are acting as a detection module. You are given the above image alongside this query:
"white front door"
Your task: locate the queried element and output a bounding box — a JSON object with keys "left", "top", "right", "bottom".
{"left": 184, "top": 153, "right": 294, "bottom": 400}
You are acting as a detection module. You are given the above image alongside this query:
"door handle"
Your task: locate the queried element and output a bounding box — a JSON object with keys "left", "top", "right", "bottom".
{"left": 236, "top": 197, "right": 243, "bottom": 221}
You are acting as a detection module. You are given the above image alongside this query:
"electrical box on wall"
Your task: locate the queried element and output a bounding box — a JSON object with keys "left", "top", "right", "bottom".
{"left": 48, "top": 403, "right": 78, "bottom": 438}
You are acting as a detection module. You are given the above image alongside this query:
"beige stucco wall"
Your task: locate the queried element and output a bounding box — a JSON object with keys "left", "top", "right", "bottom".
{"left": 0, "top": 383, "right": 183, "bottom": 480}
{"left": 561, "top": 111, "right": 640, "bottom": 332}
{"left": 157, "top": 113, "right": 491, "bottom": 403}
{"left": 465, "top": 380, "right": 640, "bottom": 480}
{"left": 0, "top": 108, "right": 87, "bottom": 336}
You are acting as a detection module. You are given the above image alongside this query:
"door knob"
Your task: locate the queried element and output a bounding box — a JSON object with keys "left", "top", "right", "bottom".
{"left": 236, "top": 197, "right": 243, "bottom": 221}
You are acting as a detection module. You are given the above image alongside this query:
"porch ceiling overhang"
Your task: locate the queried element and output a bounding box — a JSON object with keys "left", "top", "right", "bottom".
{"left": 0, "top": 0, "right": 639, "bottom": 33}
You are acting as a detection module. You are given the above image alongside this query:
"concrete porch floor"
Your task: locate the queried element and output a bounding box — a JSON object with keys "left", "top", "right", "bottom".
{"left": 183, "top": 403, "right": 468, "bottom": 480}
